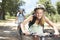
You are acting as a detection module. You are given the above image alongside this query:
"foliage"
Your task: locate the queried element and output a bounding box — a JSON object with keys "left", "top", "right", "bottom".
{"left": 0, "top": 0, "right": 25, "bottom": 20}
{"left": 45, "top": 13, "right": 60, "bottom": 22}
{"left": 2, "top": 0, "right": 20, "bottom": 16}
{"left": 38, "top": 0, "right": 56, "bottom": 15}
{"left": 56, "top": 1, "right": 60, "bottom": 14}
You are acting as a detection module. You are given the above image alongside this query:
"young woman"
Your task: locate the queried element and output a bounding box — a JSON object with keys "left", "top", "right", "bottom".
{"left": 20, "top": 4, "right": 59, "bottom": 40}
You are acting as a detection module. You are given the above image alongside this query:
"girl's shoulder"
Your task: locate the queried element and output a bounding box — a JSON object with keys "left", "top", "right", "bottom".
{"left": 28, "top": 15, "right": 33, "bottom": 21}
{"left": 29, "top": 15, "right": 36, "bottom": 21}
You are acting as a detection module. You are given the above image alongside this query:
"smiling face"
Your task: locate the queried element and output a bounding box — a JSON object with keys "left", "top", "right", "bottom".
{"left": 35, "top": 8, "right": 44, "bottom": 20}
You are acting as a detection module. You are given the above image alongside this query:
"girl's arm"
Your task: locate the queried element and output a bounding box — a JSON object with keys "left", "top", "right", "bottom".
{"left": 44, "top": 16, "right": 59, "bottom": 35}
{"left": 20, "top": 15, "right": 33, "bottom": 34}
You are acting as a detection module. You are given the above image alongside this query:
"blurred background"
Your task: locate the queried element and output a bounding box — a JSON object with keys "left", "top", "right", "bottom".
{"left": 0, "top": 0, "right": 60, "bottom": 22}
{"left": 0, "top": 0, "right": 60, "bottom": 40}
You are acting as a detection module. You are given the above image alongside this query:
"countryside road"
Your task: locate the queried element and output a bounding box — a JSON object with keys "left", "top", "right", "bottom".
{"left": 0, "top": 19, "right": 60, "bottom": 40}
{"left": 0, "top": 26, "right": 60, "bottom": 40}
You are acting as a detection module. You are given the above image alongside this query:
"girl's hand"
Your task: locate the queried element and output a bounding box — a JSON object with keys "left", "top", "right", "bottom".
{"left": 54, "top": 31, "right": 59, "bottom": 37}
{"left": 54, "top": 31, "right": 59, "bottom": 35}
{"left": 23, "top": 31, "right": 30, "bottom": 35}
{"left": 53, "top": 26, "right": 59, "bottom": 36}
{"left": 22, "top": 29, "right": 30, "bottom": 35}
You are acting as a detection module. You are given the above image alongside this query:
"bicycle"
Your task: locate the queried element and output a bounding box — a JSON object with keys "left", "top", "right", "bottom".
{"left": 22, "top": 31, "right": 60, "bottom": 40}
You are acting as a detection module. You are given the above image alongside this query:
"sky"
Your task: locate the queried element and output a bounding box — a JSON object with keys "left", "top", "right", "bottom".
{"left": 20, "top": 0, "right": 38, "bottom": 15}
{"left": 51, "top": 0, "right": 60, "bottom": 8}
{"left": 51, "top": 0, "right": 57, "bottom": 5}
{"left": 0, "top": 0, "right": 2, "bottom": 2}
{"left": 51, "top": 0, "right": 57, "bottom": 8}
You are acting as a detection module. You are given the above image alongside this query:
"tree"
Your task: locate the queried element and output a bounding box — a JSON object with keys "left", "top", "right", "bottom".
{"left": 56, "top": 1, "right": 60, "bottom": 14}
{"left": 38, "top": 0, "right": 46, "bottom": 4}
{"left": 45, "top": 0, "right": 56, "bottom": 15}
{"left": 38, "top": 0, "right": 56, "bottom": 15}
{"left": 4, "top": 0, "right": 20, "bottom": 16}
{"left": 1, "top": 0, "right": 6, "bottom": 20}
{"left": 20, "top": 0, "right": 25, "bottom": 6}
{"left": 0, "top": 0, "right": 21, "bottom": 20}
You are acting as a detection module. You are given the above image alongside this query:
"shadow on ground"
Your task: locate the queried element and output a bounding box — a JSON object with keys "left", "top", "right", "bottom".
{"left": 0, "top": 26, "right": 60, "bottom": 40}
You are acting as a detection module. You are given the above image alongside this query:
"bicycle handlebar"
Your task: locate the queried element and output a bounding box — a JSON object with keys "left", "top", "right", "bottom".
{"left": 31, "top": 33, "right": 54, "bottom": 37}
{"left": 22, "top": 32, "right": 57, "bottom": 37}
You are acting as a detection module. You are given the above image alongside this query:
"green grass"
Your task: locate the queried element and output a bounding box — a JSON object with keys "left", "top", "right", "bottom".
{"left": 0, "top": 14, "right": 16, "bottom": 23}
{"left": 0, "top": 20, "right": 7, "bottom": 22}
{"left": 5, "top": 12, "right": 16, "bottom": 19}
{"left": 5, "top": 15, "right": 16, "bottom": 19}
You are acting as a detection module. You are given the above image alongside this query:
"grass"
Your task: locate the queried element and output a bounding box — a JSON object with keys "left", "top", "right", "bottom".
{"left": 0, "top": 20, "right": 7, "bottom": 23}
{"left": 5, "top": 15, "right": 16, "bottom": 19}
{"left": 0, "top": 15, "right": 16, "bottom": 23}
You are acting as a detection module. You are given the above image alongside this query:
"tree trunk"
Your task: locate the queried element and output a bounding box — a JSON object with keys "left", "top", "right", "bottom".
{"left": 2, "top": 10, "right": 5, "bottom": 20}
{"left": 9, "top": 12, "right": 13, "bottom": 16}
{"left": 0, "top": 9, "right": 5, "bottom": 20}
{"left": 0, "top": 0, "right": 6, "bottom": 20}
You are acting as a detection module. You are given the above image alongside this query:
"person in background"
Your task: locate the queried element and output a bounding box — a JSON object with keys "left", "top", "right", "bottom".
{"left": 20, "top": 4, "right": 59, "bottom": 40}
{"left": 15, "top": 8, "right": 25, "bottom": 35}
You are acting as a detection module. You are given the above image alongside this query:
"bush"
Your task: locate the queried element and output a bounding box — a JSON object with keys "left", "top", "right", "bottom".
{"left": 45, "top": 13, "right": 60, "bottom": 23}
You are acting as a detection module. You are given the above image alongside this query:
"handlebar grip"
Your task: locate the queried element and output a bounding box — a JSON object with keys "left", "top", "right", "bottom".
{"left": 48, "top": 32, "right": 54, "bottom": 37}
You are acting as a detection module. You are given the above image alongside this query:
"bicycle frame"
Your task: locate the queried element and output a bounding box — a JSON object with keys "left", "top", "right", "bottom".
{"left": 28, "top": 32, "right": 55, "bottom": 40}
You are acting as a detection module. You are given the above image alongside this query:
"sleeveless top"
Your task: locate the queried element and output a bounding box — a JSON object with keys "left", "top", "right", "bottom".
{"left": 28, "top": 23, "right": 44, "bottom": 36}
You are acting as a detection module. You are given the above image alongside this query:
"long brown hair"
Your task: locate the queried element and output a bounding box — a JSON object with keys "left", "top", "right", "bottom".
{"left": 29, "top": 8, "right": 45, "bottom": 27}
{"left": 39, "top": 15, "right": 45, "bottom": 26}
{"left": 34, "top": 8, "right": 45, "bottom": 26}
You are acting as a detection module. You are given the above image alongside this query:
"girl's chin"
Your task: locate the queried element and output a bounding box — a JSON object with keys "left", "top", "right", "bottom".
{"left": 37, "top": 17, "right": 41, "bottom": 20}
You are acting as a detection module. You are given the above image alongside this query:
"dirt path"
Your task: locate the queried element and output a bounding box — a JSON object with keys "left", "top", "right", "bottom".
{"left": 0, "top": 26, "right": 20, "bottom": 40}
{"left": 0, "top": 19, "right": 60, "bottom": 40}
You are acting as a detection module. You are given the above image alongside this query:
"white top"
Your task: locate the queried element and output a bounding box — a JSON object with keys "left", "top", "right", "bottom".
{"left": 29, "top": 23, "right": 44, "bottom": 36}
{"left": 17, "top": 12, "right": 25, "bottom": 24}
